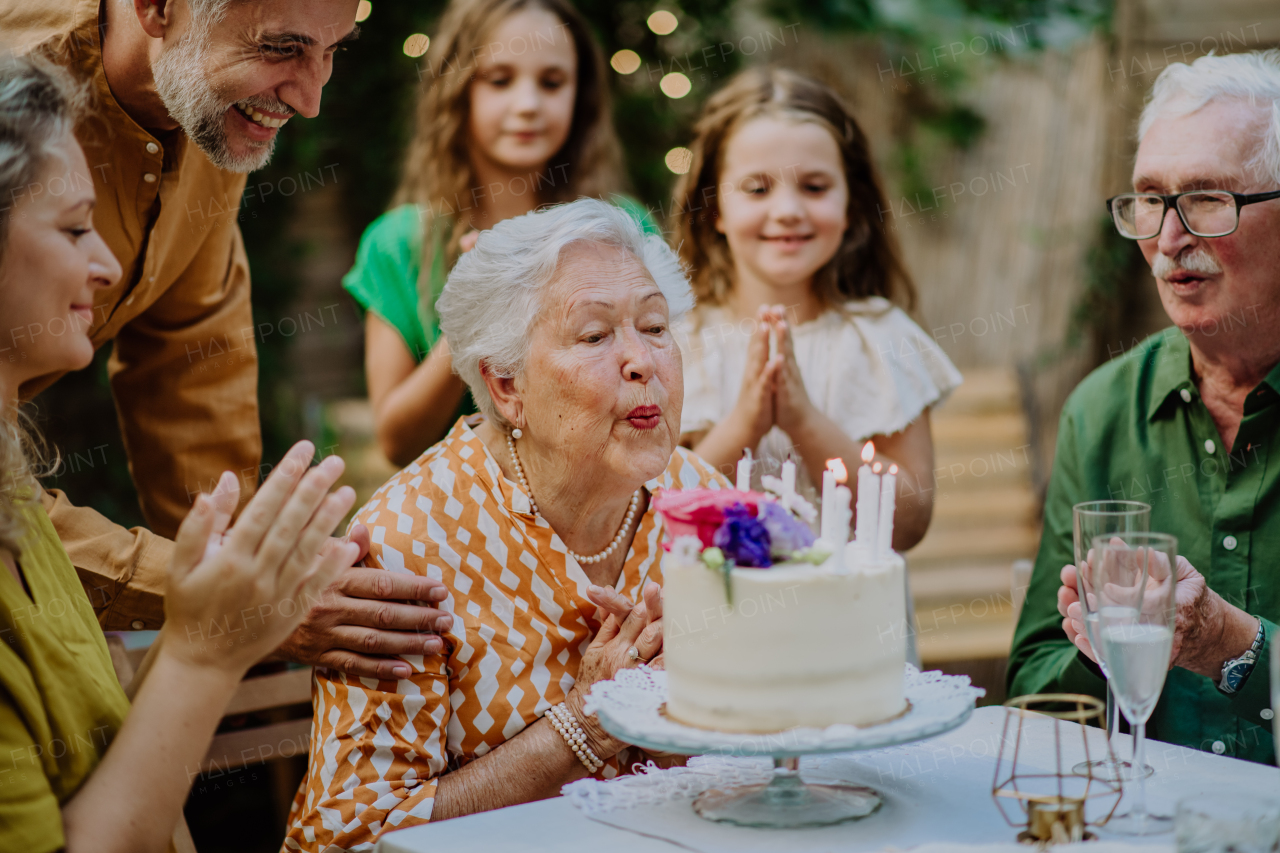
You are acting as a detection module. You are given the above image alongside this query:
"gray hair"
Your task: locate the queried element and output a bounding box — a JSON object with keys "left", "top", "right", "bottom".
{"left": 438, "top": 197, "right": 694, "bottom": 428}
{"left": 187, "top": 0, "right": 233, "bottom": 25}
{"left": 0, "top": 52, "right": 87, "bottom": 255}
{"left": 1139, "top": 49, "right": 1280, "bottom": 187}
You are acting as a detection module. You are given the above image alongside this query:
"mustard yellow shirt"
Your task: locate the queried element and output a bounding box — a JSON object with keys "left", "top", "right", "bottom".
{"left": 0, "top": 502, "right": 130, "bottom": 852}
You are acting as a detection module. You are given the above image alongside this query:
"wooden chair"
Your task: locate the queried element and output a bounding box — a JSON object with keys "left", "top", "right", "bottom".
{"left": 108, "top": 635, "right": 316, "bottom": 853}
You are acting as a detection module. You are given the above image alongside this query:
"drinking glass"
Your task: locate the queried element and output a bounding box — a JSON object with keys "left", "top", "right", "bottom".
{"left": 1092, "top": 531, "right": 1177, "bottom": 836}
{"left": 1071, "top": 500, "right": 1151, "bottom": 780}
{"left": 1175, "top": 793, "right": 1280, "bottom": 853}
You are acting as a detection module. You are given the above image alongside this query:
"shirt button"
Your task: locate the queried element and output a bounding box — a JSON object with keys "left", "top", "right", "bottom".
{"left": 130, "top": 620, "right": 145, "bottom": 630}
{"left": 143, "top": 172, "right": 157, "bottom": 183}
{"left": 1223, "top": 535, "right": 1238, "bottom": 551}
{"left": 1262, "top": 708, "right": 1275, "bottom": 721}
{"left": 1204, "top": 439, "right": 1215, "bottom": 454}
{"left": 146, "top": 142, "right": 159, "bottom": 155}
{"left": 1211, "top": 740, "right": 1226, "bottom": 754}
{"left": 1180, "top": 389, "right": 1192, "bottom": 403}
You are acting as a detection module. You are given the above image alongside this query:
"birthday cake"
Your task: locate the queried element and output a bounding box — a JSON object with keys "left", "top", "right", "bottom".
{"left": 654, "top": 460, "right": 907, "bottom": 733}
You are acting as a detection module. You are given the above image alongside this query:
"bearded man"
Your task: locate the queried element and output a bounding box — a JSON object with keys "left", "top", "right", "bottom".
{"left": 1009, "top": 49, "right": 1280, "bottom": 764}
{"left": 0, "top": 1, "right": 453, "bottom": 679}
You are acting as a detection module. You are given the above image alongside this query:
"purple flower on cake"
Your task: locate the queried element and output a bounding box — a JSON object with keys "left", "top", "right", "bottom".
{"left": 652, "top": 489, "right": 762, "bottom": 548}
{"left": 757, "top": 501, "right": 816, "bottom": 558}
{"left": 713, "top": 504, "right": 772, "bottom": 568}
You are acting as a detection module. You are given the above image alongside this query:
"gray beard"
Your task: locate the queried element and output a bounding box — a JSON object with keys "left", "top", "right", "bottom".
{"left": 151, "top": 33, "right": 276, "bottom": 173}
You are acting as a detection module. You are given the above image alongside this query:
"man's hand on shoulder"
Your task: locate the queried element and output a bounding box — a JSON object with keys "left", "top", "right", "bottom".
{"left": 274, "top": 523, "right": 455, "bottom": 679}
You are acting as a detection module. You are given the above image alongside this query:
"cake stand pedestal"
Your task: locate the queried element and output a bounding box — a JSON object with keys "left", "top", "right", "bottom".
{"left": 584, "top": 665, "right": 983, "bottom": 829}
{"left": 690, "top": 754, "right": 881, "bottom": 827}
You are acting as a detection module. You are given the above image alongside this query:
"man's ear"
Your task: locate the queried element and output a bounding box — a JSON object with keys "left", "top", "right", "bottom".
{"left": 133, "top": 0, "right": 175, "bottom": 40}
{"left": 480, "top": 362, "right": 522, "bottom": 427}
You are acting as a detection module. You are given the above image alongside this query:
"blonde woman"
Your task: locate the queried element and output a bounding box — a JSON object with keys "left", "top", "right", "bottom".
{"left": 0, "top": 56, "right": 359, "bottom": 853}
{"left": 351, "top": 0, "right": 655, "bottom": 466}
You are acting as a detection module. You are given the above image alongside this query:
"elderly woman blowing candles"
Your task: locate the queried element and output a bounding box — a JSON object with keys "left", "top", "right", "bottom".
{"left": 285, "top": 199, "right": 725, "bottom": 850}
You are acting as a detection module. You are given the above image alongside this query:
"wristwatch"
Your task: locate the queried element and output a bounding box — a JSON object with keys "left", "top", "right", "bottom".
{"left": 1217, "top": 618, "right": 1265, "bottom": 695}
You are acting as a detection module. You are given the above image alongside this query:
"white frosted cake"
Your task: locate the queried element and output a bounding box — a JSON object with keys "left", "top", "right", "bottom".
{"left": 654, "top": 485, "right": 907, "bottom": 733}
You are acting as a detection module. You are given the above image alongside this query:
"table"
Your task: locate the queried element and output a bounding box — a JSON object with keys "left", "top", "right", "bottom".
{"left": 375, "top": 705, "right": 1279, "bottom": 853}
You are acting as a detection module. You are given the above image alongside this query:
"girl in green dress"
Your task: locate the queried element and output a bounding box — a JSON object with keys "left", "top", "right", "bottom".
{"left": 350, "top": 0, "right": 653, "bottom": 466}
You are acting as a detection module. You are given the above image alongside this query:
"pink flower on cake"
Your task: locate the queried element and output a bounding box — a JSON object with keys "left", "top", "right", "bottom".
{"left": 652, "top": 489, "right": 762, "bottom": 548}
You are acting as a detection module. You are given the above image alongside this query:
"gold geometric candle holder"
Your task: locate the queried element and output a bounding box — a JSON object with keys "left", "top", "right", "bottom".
{"left": 992, "top": 694, "right": 1123, "bottom": 846}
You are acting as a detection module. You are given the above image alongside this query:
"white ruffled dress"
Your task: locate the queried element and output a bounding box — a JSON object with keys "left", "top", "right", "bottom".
{"left": 676, "top": 296, "right": 964, "bottom": 506}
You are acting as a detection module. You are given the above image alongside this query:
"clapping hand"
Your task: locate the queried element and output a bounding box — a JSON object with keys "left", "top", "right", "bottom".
{"left": 160, "top": 441, "right": 359, "bottom": 676}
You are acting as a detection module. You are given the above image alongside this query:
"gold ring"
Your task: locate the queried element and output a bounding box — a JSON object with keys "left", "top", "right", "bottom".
{"left": 627, "top": 646, "right": 640, "bottom": 662}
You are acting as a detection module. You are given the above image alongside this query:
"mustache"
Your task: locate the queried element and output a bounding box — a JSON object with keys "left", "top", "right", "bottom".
{"left": 236, "top": 94, "right": 295, "bottom": 117}
{"left": 1152, "top": 248, "right": 1223, "bottom": 278}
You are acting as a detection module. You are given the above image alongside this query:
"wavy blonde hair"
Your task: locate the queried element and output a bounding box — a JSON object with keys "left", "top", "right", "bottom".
{"left": 0, "top": 53, "right": 82, "bottom": 552}
{"left": 670, "top": 68, "right": 916, "bottom": 315}
{"left": 392, "top": 0, "right": 625, "bottom": 329}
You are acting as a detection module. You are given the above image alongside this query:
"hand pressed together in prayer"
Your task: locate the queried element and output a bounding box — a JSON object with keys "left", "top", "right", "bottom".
{"left": 1057, "top": 552, "right": 1258, "bottom": 679}
{"left": 564, "top": 581, "right": 666, "bottom": 757}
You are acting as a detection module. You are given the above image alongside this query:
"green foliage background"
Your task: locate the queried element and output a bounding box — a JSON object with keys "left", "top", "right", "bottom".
{"left": 36, "top": 0, "right": 1123, "bottom": 535}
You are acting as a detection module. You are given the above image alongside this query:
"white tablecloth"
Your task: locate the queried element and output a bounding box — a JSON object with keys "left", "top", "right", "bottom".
{"left": 375, "top": 705, "right": 1279, "bottom": 853}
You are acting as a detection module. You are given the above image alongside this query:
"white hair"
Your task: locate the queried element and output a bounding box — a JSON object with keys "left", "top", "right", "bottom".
{"left": 1139, "top": 49, "right": 1280, "bottom": 187}
{"left": 438, "top": 197, "right": 694, "bottom": 427}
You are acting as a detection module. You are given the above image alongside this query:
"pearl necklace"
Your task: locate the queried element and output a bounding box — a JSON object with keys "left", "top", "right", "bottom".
{"left": 505, "top": 431, "right": 640, "bottom": 565}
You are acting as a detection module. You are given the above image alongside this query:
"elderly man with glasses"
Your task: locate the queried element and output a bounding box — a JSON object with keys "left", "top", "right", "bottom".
{"left": 1008, "top": 49, "right": 1280, "bottom": 765}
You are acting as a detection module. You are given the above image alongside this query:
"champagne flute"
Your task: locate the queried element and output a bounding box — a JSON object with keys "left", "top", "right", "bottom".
{"left": 1092, "top": 532, "right": 1177, "bottom": 836}
{"left": 1071, "top": 501, "right": 1151, "bottom": 780}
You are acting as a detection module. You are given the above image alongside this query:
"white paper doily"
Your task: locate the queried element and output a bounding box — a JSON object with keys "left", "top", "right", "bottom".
{"left": 584, "top": 664, "right": 984, "bottom": 757}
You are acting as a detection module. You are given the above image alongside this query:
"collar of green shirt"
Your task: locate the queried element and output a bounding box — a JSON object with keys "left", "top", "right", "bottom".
{"left": 1147, "top": 327, "right": 1280, "bottom": 423}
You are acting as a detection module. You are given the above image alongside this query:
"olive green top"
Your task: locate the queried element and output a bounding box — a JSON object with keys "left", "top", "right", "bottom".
{"left": 1009, "top": 328, "right": 1277, "bottom": 764}
{"left": 0, "top": 501, "right": 131, "bottom": 852}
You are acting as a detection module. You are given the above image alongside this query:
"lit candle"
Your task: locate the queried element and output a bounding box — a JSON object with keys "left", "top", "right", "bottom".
{"left": 820, "top": 457, "right": 846, "bottom": 541}
{"left": 854, "top": 442, "right": 879, "bottom": 552}
{"left": 877, "top": 464, "right": 898, "bottom": 557}
{"left": 736, "top": 447, "right": 753, "bottom": 491}
{"left": 781, "top": 454, "right": 797, "bottom": 500}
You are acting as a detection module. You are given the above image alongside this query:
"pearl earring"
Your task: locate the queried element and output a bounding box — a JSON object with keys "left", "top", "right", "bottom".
{"left": 511, "top": 428, "right": 523, "bottom": 439}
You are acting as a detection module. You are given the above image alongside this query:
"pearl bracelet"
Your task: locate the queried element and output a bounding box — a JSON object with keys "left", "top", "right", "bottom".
{"left": 545, "top": 702, "right": 604, "bottom": 773}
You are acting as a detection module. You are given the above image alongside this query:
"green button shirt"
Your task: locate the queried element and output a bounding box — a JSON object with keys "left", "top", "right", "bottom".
{"left": 1009, "top": 328, "right": 1277, "bottom": 765}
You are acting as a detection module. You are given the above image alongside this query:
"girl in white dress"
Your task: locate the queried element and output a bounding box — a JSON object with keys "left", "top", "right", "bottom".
{"left": 671, "top": 68, "right": 961, "bottom": 559}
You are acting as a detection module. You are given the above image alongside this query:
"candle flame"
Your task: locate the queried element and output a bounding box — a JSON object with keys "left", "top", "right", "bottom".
{"left": 861, "top": 441, "right": 875, "bottom": 464}
{"left": 873, "top": 462, "right": 882, "bottom": 474}
{"left": 889, "top": 464, "right": 899, "bottom": 474}
{"left": 826, "top": 457, "right": 848, "bottom": 483}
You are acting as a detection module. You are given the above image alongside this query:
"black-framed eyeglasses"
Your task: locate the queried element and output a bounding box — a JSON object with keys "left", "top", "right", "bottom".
{"left": 1106, "top": 189, "right": 1280, "bottom": 239}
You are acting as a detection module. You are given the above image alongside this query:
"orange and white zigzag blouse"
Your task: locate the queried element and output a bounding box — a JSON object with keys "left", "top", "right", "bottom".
{"left": 284, "top": 417, "right": 724, "bottom": 852}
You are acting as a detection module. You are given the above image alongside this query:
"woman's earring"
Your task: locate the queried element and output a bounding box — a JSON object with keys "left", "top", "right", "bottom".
{"left": 511, "top": 428, "right": 523, "bottom": 440}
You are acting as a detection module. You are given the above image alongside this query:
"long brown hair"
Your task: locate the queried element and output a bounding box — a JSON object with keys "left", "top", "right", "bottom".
{"left": 671, "top": 67, "right": 916, "bottom": 313}
{"left": 393, "top": 0, "right": 624, "bottom": 308}
{"left": 0, "top": 53, "right": 80, "bottom": 553}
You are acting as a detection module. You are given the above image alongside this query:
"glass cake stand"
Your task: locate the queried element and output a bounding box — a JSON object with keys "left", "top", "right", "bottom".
{"left": 585, "top": 665, "right": 983, "bottom": 829}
